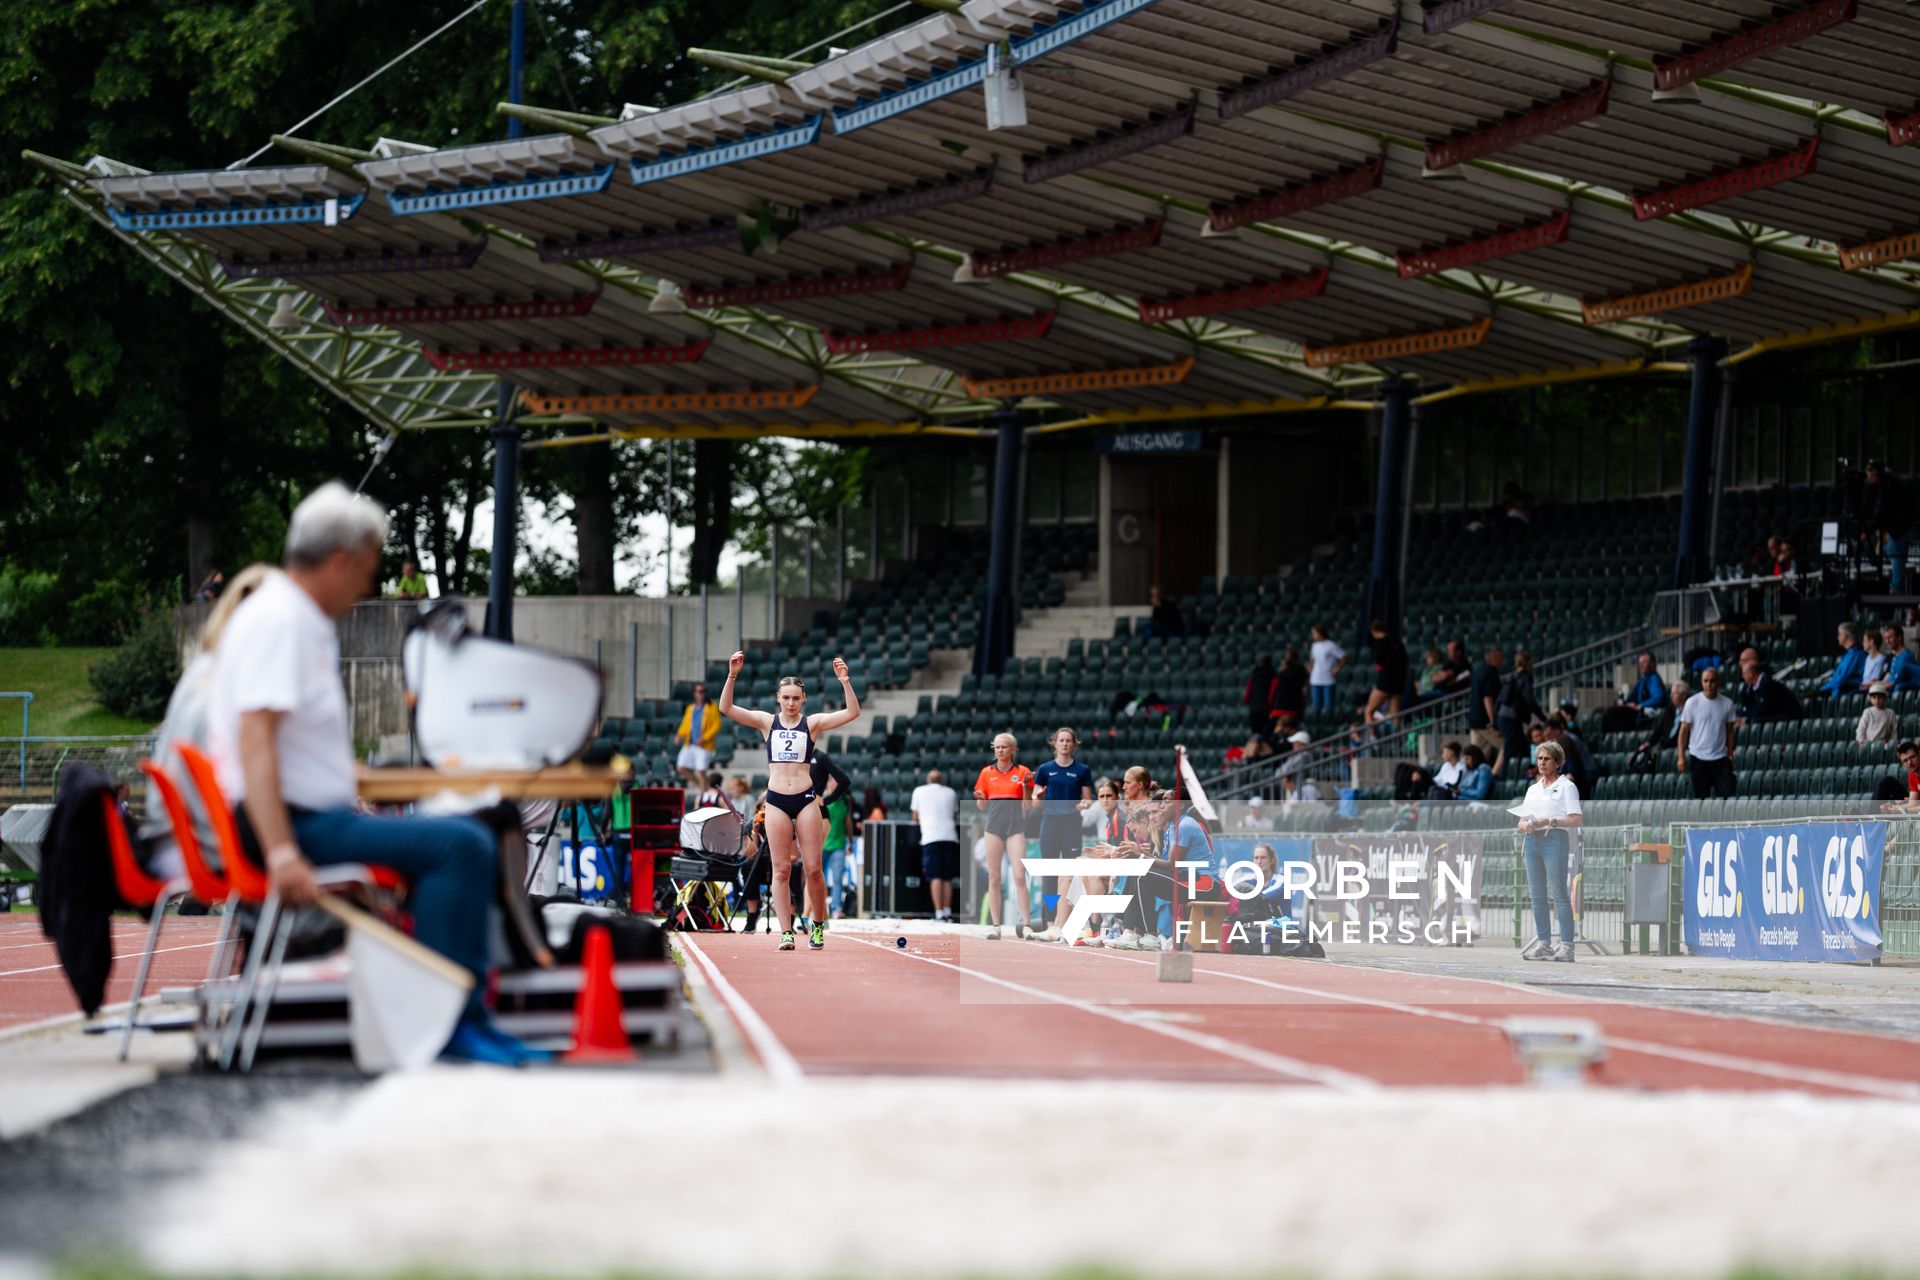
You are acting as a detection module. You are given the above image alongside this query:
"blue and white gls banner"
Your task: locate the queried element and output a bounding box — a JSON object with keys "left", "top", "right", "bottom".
{"left": 1683, "top": 822, "right": 1884, "bottom": 962}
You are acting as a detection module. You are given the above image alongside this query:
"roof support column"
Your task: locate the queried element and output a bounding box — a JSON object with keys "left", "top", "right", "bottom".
{"left": 1672, "top": 336, "right": 1729, "bottom": 590}
{"left": 486, "top": 0, "right": 529, "bottom": 641}
{"left": 1361, "top": 376, "right": 1414, "bottom": 644}
{"left": 975, "top": 406, "right": 1025, "bottom": 679}
{"left": 485, "top": 383, "right": 520, "bottom": 640}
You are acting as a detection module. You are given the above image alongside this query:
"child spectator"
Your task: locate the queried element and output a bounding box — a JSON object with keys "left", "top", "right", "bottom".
{"left": 1857, "top": 684, "right": 1899, "bottom": 747}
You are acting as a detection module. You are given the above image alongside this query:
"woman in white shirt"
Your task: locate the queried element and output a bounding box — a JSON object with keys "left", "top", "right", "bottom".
{"left": 1516, "top": 739, "right": 1582, "bottom": 962}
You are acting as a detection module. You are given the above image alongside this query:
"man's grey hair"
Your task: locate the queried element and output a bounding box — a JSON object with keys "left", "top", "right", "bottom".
{"left": 1840, "top": 621, "right": 1860, "bottom": 643}
{"left": 286, "top": 482, "right": 389, "bottom": 569}
{"left": 926, "top": 769, "right": 942, "bottom": 785}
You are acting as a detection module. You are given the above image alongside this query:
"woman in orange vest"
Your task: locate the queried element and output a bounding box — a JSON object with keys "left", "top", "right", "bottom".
{"left": 974, "top": 732, "right": 1035, "bottom": 939}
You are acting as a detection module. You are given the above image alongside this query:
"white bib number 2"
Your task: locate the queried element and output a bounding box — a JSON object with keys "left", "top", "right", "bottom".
{"left": 770, "top": 728, "right": 806, "bottom": 763}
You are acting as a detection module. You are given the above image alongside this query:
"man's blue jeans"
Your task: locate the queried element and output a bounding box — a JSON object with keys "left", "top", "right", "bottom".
{"left": 1889, "top": 533, "right": 1911, "bottom": 595}
{"left": 1523, "top": 827, "right": 1575, "bottom": 946}
{"left": 823, "top": 846, "right": 850, "bottom": 913}
{"left": 1310, "top": 684, "right": 1335, "bottom": 713}
{"left": 291, "top": 808, "right": 496, "bottom": 1014}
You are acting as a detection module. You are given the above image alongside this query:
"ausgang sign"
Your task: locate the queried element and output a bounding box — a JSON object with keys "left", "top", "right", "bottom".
{"left": 1097, "top": 427, "right": 1203, "bottom": 454}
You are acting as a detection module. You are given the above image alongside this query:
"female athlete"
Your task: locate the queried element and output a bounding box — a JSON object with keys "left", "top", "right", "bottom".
{"left": 974, "top": 732, "right": 1035, "bottom": 939}
{"left": 718, "top": 652, "right": 862, "bottom": 950}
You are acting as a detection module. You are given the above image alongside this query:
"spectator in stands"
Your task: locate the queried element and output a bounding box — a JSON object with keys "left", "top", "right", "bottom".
{"left": 1281, "top": 773, "right": 1323, "bottom": 808}
{"left": 1678, "top": 666, "right": 1738, "bottom": 799}
{"left": 1307, "top": 624, "right": 1346, "bottom": 715}
{"left": 674, "top": 682, "right": 722, "bottom": 787}
{"left": 1442, "top": 638, "right": 1473, "bottom": 692}
{"left": 1863, "top": 459, "right": 1915, "bottom": 594}
{"left": 1857, "top": 683, "right": 1899, "bottom": 748}
{"left": 1774, "top": 539, "right": 1796, "bottom": 577}
{"left": 1886, "top": 625, "right": 1920, "bottom": 692}
{"left": 696, "top": 772, "right": 728, "bottom": 811}
{"left": 1819, "top": 622, "right": 1867, "bottom": 700}
{"left": 1748, "top": 535, "right": 1782, "bottom": 577}
{"left": 1629, "top": 681, "right": 1689, "bottom": 774}
{"left": 1545, "top": 716, "right": 1597, "bottom": 799}
{"left": 206, "top": 483, "right": 537, "bottom": 1065}
{"left": 1501, "top": 481, "right": 1535, "bottom": 526}
{"left": 1878, "top": 741, "right": 1919, "bottom": 814}
{"left": 1431, "top": 741, "right": 1465, "bottom": 799}
{"left": 1142, "top": 584, "right": 1185, "bottom": 639}
{"left": 911, "top": 769, "right": 961, "bottom": 924}
{"left": 1735, "top": 658, "right": 1802, "bottom": 725}
{"left": 1628, "top": 652, "right": 1667, "bottom": 724}
{"left": 1516, "top": 740, "right": 1581, "bottom": 962}
{"left": 1494, "top": 649, "right": 1542, "bottom": 778}
{"left": 1244, "top": 655, "right": 1279, "bottom": 744}
{"left": 1273, "top": 647, "right": 1308, "bottom": 731}
{"left": 1861, "top": 629, "right": 1890, "bottom": 687}
{"left": 1277, "top": 729, "right": 1312, "bottom": 777}
{"left": 1415, "top": 646, "right": 1451, "bottom": 704}
{"left": 1467, "top": 647, "right": 1504, "bottom": 761}
{"left": 395, "top": 560, "right": 429, "bottom": 600}
{"left": 1457, "top": 745, "right": 1493, "bottom": 803}
{"left": 1238, "top": 794, "right": 1275, "bottom": 831}
{"left": 1364, "top": 618, "right": 1408, "bottom": 725}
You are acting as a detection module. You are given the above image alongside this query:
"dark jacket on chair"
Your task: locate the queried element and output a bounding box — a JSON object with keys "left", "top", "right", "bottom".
{"left": 39, "top": 763, "right": 134, "bottom": 1015}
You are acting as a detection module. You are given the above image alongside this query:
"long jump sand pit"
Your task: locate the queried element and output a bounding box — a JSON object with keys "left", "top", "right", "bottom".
{"left": 139, "top": 1070, "right": 1920, "bottom": 1280}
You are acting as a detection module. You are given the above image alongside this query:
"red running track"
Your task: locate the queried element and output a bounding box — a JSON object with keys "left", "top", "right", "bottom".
{"left": 680, "top": 933, "right": 1920, "bottom": 1099}
{"left": 0, "top": 917, "right": 226, "bottom": 1032}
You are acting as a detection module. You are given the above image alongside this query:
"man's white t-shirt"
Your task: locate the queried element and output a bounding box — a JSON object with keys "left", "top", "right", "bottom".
{"left": 206, "top": 571, "right": 356, "bottom": 811}
{"left": 1679, "top": 692, "right": 1737, "bottom": 762}
{"left": 1308, "top": 639, "right": 1345, "bottom": 686}
{"left": 910, "top": 783, "right": 959, "bottom": 843}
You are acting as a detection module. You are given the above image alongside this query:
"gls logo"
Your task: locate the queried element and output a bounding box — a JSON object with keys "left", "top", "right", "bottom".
{"left": 1694, "top": 839, "right": 1741, "bottom": 918}
{"left": 1821, "top": 834, "right": 1871, "bottom": 921}
{"left": 1759, "top": 833, "right": 1802, "bottom": 917}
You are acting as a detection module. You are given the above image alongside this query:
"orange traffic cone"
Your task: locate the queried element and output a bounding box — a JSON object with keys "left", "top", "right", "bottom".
{"left": 565, "top": 924, "right": 635, "bottom": 1063}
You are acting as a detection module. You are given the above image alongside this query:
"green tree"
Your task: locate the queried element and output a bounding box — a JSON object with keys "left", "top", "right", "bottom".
{"left": 1, "top": 0, "right": 898, "bottom": 630}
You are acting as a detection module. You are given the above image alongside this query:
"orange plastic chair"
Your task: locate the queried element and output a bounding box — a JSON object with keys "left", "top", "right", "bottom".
{"left": 139, "top": 760, "right": 245, "bottom": 1005}
{"left": 98, "top": 791, "right": 189, "bottom": 1060}
{"left": 172, "top": 743, "right": 402, "bottom": 1069}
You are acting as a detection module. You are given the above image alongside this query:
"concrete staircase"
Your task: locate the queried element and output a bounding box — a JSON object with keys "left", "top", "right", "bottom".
{"left": 715, "top": 571, "right": 1125, "bottom": 767}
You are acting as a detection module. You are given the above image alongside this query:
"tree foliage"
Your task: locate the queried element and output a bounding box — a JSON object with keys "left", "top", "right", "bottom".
{"left": 0, "top": 0, "right": 895, "bottom": 638}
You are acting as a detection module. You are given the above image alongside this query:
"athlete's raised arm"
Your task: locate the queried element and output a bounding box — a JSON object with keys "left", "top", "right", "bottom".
{"left": 809, "top": 656, "right": 862, "bottom": 733}
{"left": 717, "top": 651, "right": 771, "bottom": 731}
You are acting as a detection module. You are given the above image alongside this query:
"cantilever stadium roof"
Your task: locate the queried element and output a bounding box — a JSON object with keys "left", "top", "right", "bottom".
{"left": 32, "top": 0, "right": 1920, "bottom": 439}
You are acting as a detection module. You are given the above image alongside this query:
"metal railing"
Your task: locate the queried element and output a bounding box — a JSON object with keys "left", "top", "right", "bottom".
{"left": 0, "top": 735, "right": 158, "bottom": 808}
{"left": 1205, "top": 616, "right": 1720, "bottom": 805}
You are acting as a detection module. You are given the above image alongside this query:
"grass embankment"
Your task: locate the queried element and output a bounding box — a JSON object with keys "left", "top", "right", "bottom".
{"left": 0, "top": 648, "right": 157, "bottom": 737}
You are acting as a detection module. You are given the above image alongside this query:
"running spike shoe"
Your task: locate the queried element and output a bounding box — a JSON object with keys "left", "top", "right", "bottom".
{"left": 809, "top": 920, "right": 827, "bottom": 950}
{"left": 779, "top": 931, "right": 796, "bottom": 951}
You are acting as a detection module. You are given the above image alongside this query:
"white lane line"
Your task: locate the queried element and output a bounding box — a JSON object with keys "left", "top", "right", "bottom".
{"left": 0, "top": 940, "right": 219, "bottom": 979}
{"left": 676, "top": 935, "right": 804, "bottom": 1085}
{"left": 1088, "top": 948, "right": 1920, "bottom": 1102}
{"left": 0, "top": 926, "right": 219, "bottom": 954}
{"left": 847, "top": 936, "right": 1375, "bottom": 1092}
